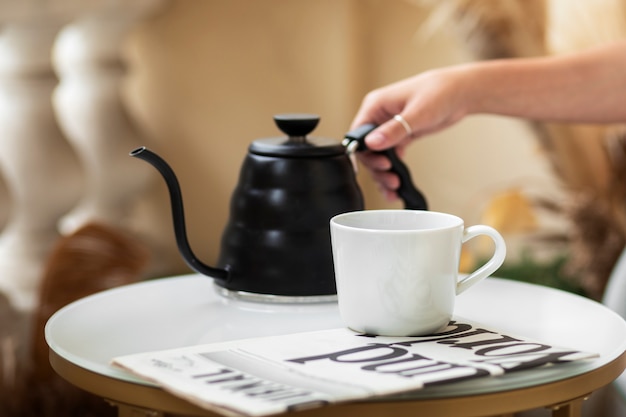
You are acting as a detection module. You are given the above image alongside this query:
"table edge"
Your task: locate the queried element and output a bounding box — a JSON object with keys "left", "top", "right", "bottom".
{"left": 50, "top": 346, "right": 626, "bottom": 416}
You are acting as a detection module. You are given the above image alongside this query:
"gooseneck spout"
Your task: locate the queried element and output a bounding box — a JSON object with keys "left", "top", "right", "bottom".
{"left": 129, "top": 147, "right": 229, "bottom": 283}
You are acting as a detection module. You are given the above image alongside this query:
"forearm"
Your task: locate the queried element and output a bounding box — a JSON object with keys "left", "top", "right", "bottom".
{"left": 463, "top": 41, "right": 626, "bottom": 123}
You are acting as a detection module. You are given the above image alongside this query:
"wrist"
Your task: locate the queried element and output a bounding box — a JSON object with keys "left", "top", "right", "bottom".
{"left": 452, "top": 62, "right": 495, "bottom": 116}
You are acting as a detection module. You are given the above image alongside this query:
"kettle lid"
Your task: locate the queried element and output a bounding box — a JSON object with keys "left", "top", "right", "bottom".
{"left": 249, "top": 114, "right": 344, "bottom": 157}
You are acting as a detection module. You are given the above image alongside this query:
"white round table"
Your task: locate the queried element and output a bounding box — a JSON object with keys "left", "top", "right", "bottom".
{"left": 46, "top": 275, "right": 626, "bottom": 417}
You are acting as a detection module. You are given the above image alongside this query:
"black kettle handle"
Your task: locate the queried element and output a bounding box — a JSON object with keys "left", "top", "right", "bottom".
{"left": 344, "top": 124, "right": 428, "bottom": 210}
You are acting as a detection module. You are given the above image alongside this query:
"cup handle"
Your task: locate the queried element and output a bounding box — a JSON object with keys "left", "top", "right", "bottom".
{"left": 456, "top": 225, "right": 506, "bottom": 295}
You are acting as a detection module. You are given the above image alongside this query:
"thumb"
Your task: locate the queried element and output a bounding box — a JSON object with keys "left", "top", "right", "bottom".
{"left": 365, "top": 115, "right": 412, "bottom": 151}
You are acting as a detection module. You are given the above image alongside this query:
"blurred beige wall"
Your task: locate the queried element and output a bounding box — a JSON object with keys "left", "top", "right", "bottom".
{"left": 123, "top": 0, "right": 558, "bottom": 276}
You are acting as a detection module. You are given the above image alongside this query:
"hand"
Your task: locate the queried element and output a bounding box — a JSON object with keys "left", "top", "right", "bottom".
{"left": 350, "top": 67, "right": 473, "bottom": 200}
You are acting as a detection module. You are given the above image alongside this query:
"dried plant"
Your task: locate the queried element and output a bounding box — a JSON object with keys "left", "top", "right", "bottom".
{"left": 414, "top": 0, "right": 547, "bottom": 58}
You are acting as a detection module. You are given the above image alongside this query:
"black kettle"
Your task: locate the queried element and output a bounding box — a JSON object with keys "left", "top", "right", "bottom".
{"left": 130, "top": 114, "right": 427, "bottom": 301}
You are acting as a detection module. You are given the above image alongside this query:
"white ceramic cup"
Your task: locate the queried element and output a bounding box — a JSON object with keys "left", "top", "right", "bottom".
{"left": 330, "top": 210, "right": 506, "bottom": 336}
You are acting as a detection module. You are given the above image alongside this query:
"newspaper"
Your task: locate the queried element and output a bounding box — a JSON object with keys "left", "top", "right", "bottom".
{"left": 112, "top": 319, "right": 597, "bottom": 417}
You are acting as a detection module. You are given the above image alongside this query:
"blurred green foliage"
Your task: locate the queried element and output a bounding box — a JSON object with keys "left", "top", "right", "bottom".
{"left": 487, "top": 250, "right": 587, "bottom": 296}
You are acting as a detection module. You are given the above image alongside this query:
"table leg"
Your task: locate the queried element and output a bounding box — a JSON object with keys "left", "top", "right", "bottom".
{"left": 549, "top": 395, "right": 587, "bottom": 417}
{"left": 107, "top": 400, "right": 165, "bottom": 417}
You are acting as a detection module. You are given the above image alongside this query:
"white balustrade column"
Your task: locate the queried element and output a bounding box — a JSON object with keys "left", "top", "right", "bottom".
{"left": 52, "top": 4, "right": 160, "bottom": 235}
{"left": 0, "top": 20, "right": 82, "bottom": 311}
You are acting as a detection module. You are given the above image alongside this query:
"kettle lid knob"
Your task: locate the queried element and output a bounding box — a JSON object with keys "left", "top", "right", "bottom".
{"left": 273, "top": 114, "right": 319, "bottom": 138}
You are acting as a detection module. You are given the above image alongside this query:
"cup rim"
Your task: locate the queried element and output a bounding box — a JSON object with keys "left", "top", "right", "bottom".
{"left": 330, "top": 209, "right": 464, "bottom": 232}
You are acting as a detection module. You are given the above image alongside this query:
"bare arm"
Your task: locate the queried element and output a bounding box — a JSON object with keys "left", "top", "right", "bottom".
{"left": 351, "top": 41, "right": 626, "bottom": 199}
{"left": 469, "top": 41, "right": 626, "bottom": 123}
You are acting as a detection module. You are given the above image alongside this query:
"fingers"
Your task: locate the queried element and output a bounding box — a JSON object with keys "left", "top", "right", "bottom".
{"left": 357, "top": 151, "right": 401, "bottom": 202}
{"left": 372, "top": 169, "right": 401, "bottom": 202}
{"left": 354, "top": 115, "right": 412, "bottom": 204}
{"left": 357, "top": 151, "right": 391, "bottom": 171}
{"left": 350, "top": 85, "right": 412, "bottom": 151}
{"left": 371, "top": 169, "right": 401, "bottom": 191}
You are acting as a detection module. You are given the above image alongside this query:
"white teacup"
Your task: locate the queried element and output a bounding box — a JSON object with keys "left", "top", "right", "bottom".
{"left": 330, "top": 210, "right": 506, "bottom": 336}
